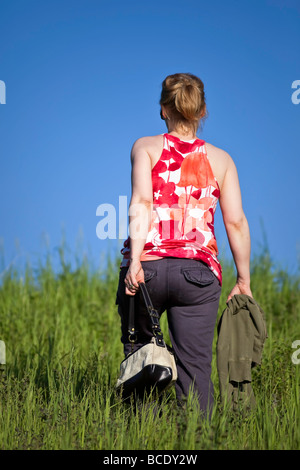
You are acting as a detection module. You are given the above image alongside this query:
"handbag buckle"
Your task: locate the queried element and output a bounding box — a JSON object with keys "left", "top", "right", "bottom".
{"left": 153, "top": 329, "right": 165, "bottom": 347}
{"left": 128, "top": 327, "right": 137, "bottom": 344}
{"left": 149, "top": 307, "right": 159, "bottom": 323}
{"left": 128, "top": 328, "right": 137, "bottom": 353}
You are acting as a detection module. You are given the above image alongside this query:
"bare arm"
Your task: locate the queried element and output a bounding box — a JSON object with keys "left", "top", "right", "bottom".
{"left": 125, "top": 138, "right": 153, "bottom": 296}
{"left": 219, "top": 156, "right": 252, "bottom": 301}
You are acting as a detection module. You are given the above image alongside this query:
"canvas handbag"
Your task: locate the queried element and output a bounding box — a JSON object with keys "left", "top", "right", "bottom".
{"left": 116, "top": 281, "right": 177, "bottom": 400}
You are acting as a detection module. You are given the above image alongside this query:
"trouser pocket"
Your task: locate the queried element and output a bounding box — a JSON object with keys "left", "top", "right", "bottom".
{"left": 177, "top": 264, "right": 221, "bottom": 305}
{"left": 181, "top": 266, "right": 215, "bottom": 286}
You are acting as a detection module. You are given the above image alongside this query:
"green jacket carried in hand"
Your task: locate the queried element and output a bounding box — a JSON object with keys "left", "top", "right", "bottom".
{"left": 216, "top": 294, "right": 267, "bottom": 411}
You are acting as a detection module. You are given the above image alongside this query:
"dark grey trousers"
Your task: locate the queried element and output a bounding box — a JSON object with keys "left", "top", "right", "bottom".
{"left": 115, "top": 257, "right": 222, "bottom": 414}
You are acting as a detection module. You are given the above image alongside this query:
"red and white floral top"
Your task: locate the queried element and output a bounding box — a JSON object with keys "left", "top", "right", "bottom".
{"left": 120, "top": 133, "right": 222, "bottom": 285}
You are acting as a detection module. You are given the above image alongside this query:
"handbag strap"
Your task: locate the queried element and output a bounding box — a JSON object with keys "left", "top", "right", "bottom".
{"left": 128, "top": 282, "right": 166, "bottom": 348}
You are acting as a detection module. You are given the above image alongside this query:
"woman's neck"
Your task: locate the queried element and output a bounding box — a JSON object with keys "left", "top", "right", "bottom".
{"left": 166, "top": 128, "right": 196, "bottom": 141}
{"left": 166, "top": 122, "right": 196, "bottom": 141}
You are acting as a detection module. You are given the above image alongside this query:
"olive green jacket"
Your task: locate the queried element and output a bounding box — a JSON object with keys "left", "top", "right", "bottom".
{"left": 216, "top": 294, "right": 267, "bottom": 410}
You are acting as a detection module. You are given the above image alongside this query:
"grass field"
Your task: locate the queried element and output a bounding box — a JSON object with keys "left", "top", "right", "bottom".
{"left": 0, "top": 244, "right": 299, "bottom": 450}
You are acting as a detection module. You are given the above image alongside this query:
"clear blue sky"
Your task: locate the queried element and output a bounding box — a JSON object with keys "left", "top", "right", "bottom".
{"left": 0, "top": 0, "right": 299, "bottom": 277}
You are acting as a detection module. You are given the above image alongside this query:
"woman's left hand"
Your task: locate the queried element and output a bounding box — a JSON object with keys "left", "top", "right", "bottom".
{"left": 227, "top": 280, "right": 252, "bottom": 303}
{"left": 125, "top": 259, "right": 144, "bottom": 296}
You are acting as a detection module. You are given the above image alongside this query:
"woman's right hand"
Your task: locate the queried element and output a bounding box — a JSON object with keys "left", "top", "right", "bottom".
{"left": 227, "top": 281, "right": 252, "bottom": 303}
{"left": 124, "top": 259, "right": 144, "bottom": 296}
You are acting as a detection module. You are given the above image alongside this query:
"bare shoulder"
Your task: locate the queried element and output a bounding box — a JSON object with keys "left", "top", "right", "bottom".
{"left": 130, "top": 135, "right": 164, "bottom": 168}
{"left": 131, "top": 134, "right": 163, "bottom": 153}
{"left": 205, "top": 142, "right": 233, "bottom": 167}
{"left": 205, "top": 142, "right": 236, "bottom": 190}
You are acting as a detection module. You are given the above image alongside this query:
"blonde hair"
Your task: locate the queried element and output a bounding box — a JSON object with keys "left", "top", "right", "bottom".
{"left": 160, "top": 73, "right": 207, "bottom": 134}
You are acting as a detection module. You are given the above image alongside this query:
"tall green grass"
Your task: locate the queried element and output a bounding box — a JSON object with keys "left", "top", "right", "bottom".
{"left": 0, "top": 244, "right": 299, "bottom": 450}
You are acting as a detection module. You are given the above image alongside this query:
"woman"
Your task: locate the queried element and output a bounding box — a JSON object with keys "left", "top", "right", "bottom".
{"left": 115, "top": 73, "right": 252, "bottom": 414}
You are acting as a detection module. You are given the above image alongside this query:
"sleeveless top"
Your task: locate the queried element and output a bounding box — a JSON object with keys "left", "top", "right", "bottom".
{"left": 120, "top": 133, "right": 222, "bottom": 285}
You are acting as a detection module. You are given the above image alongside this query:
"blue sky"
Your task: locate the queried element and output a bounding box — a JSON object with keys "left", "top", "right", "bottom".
{"left": 0, "top": 0, "right": 299, "bottom": 277}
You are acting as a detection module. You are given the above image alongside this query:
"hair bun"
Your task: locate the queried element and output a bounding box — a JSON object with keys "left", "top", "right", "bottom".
{"left": 160, "top": 73, "right": 207, "bottom": 133}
